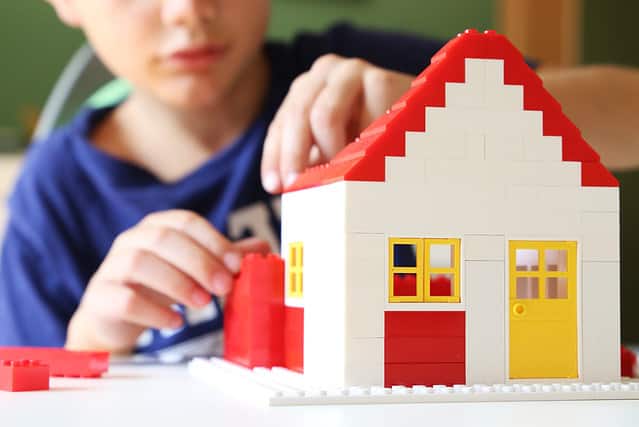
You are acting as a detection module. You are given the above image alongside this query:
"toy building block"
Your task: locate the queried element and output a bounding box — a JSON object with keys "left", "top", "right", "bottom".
{"left": 277, "top": 27, "right": 622, "bottom": 390}
{"left": 224, "top": 253, "right": 285, "bottom": 368}
{"left": 217, "top": 28, "right": 625, "bottom": 400}
{"left": 622, "top": 346, "right": 637, "bottom": 378}
{"left": 0, "top": 360, "right": 50, "bottom": 392}
{"left": 384, "top": 311, "right": 465, "bottom": 387}
{"left": 189, "top": 357, "right": 639, "bottom": 406}
{"left": 285, "top": 29, "right": 616, "bottom": 193}
{"left": 0, "top": 347, "right": 109, "bottom": 378}
{"left": 283, "top": 306, "right": 303, "bottom": 373}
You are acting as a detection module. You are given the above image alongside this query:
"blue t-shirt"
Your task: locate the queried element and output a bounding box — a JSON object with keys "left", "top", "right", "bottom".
{"left": 0, "top": 24, "right": 444, "bottom": 357}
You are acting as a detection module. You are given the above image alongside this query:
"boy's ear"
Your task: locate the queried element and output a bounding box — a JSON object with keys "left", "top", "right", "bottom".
{"left": 46, "top": 0, "right": 82, "bottom": 27}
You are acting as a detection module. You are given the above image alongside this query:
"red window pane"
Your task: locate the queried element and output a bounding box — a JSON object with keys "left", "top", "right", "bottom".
{"left": 393, "top": 273, "right": 417, "bottom": 297}
{"left": 430, "top": 274, "right": 453, "bottom": 297}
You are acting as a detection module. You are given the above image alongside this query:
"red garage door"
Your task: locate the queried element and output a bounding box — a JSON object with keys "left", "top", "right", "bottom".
{"left": 384, "top": 311, "right": 465, "bottom": 387}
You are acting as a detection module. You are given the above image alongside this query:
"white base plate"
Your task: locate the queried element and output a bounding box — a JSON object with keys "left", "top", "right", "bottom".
{"left": 188, "top": 357, "right": 639, "bottom": 406}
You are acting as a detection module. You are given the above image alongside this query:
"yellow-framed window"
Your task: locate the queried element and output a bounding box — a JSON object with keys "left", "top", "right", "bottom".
{"left": 388, "top": 238, "right": 424, "bottom": 302}
{"left": 388, "top": 238, "right": 460, "bottom": 303}
{"left": 509, "top": 241, "right": 577, "bottom": 301}
{"left": 424, "top": 238, "right": 461, "bottom": 303}
{"left": 288, "top": 242, "right": 304, "bottom": 298}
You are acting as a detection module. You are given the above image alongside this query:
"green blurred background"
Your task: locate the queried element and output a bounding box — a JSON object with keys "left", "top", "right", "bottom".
{"left": 0, "top": 0, "right": 638, "bottom": 342}
{"left": 2, "top": 0, "right": 638, "bottom": 147}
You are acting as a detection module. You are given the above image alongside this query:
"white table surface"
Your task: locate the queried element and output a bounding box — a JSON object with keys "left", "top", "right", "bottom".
{"left": 1, "top": 363, "right": 638, "bottom": 427}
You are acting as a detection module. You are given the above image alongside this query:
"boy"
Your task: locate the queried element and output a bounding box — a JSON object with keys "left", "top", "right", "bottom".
{"left": 0, "top": 0, "right": 441, "bottom": 356}
{"left": 2, "top": 1, "right": 638, "bottom": 357}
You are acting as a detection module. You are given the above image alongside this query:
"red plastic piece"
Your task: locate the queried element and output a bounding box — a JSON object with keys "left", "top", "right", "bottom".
{"left": 224, "top": 253, "right": 285, "bottom": 368}
{"left": 430, "top": 275, "right": 453, "bottom": 296}
{"left": 284, "top": 306, "right": 304, "bottom": 373}
{"left": 621, "top": 345, "right": 637, "bottom": 378}
{"left": 385, "top": 311, "right": 465, "bottom": 387}
{"left": 285, "top": 29, "right": 617, "bottom": 193}
{"left": 581, "top": 162, "right": 620, "bottom": 187}
{"left": 392, "top": 274, "right": 452, "bottom": 297}
{"left": 385, "top": 311, "right": 465, "bottom": 338}
{"left": 0, "top": 348, "right": 109, "bottom": 378}
{"left": 0, "top": 360, "right": 50, "bottom": 392}
{"left": 393, "top": 273, "right": 417, "bottom": 296}
{"left": 384, "top": 363, "right": 466, "bottom": 387}
{"left": 384, "top": 337, "right": 465, "bottom": 364}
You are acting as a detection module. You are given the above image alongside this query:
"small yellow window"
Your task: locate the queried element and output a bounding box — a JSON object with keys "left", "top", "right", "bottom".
{"left": 510, "top": 241, "right": 576, "bottom": 301}
{"left": 388, "top": 238, "right": 460, "bottom": 303}
{"left": 288, "top": 242, "right": 303, "bottom": 298}
{"left": 425, "top": 239, "right": 461, "bottom": 303}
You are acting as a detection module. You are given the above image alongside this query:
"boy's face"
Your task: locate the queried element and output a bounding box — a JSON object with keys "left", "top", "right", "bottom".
{"left": 49, "top": 0, "right": 270, "bottom": 109}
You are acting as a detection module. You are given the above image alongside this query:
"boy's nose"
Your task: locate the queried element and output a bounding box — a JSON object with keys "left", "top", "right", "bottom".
{"left": 162, "top": 0, "right": 217, "bottom": 27}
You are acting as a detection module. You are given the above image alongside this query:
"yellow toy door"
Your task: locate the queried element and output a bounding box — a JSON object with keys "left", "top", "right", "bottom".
{"left": 509, "top": 241, "right": 578, "bottom": 379}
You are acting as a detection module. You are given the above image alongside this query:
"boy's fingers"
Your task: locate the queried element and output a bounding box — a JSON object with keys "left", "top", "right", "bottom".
{"left": 140, "top": 210, "right": 242, "bottom": 273}
{"left": 279, "top": 73, "right": 326, "bottom": 188}
{"left": 361, "top": 68, "right": 414, "bottom": 121}
{"left": 310, "top": 59, "right": 368, "bottom": 160}
{"left": 115, "top": 225, "right": 233, "bottom": 295}
{"left": 261, "top": 119, "right": 283, "bottom": 193}
{"left": 262, "top": 77, "right": 308, "bottom": 194}
{"left": 131, "top": 283, "right": 177, "bottom": 308}
{"left": 105, "top": 247, "right": 215, "bottom": 305}
{"left": 91, "top": 283, "right": 183, "bottom": 330}
{"left": 262, "top": 54, "right": 343, "bottom": 193}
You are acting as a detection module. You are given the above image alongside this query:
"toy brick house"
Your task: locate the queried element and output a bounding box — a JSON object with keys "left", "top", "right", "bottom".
{"left": 226, "top": 29, "right": 621, "bottom": 390}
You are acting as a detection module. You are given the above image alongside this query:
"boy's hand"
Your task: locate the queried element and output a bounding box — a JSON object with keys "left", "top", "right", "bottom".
{"left": 65, "top": 210, "right": 270, "bottom": 354}
{"left": 261, "top": 54, "right": 414, "bottom": 193}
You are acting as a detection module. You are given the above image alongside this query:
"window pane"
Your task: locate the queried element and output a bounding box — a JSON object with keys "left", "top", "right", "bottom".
{"left": 430, "top": 244, "right": 454, "bottom": 268}
{"left": 393, "top": 244, "right": 417, "bottom": 267}
{"left": 289, "top": 272, "right": 297, "bottom": 293}
{"left": 393, "top": 273, "right": 418, "bottom": 297}
{"left": 298, "top": 246, "right": 304, "bottom": 267}
{"left": 516, "top": 277, "right": 539, "bottom": 299}
{"left": 516, "top": 249, "right": 539, "bottom": 271}
{"left": 546, "top": 277, "right": 568, "bottom": 299}
{"left": 290, "top": 247, "right": 296, "bottom": 266}
{"left": 545, "top": 249, "right": 567, "bottom": 272}
{"left": 430, "top": 273, "right": 453, "bottom": 297}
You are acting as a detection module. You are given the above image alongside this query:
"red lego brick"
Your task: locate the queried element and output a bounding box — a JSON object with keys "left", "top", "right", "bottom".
{"left": 384, "top": 336, "right": 465, "bottom": 364}
{"left": 392, "top": 272, "right": 454, "bottom": 298}
{"left": 284, "top": 306, "right": 304, "bottom": 373}
{"left": 384, "top": 363, "right": 466, "bottom": 387}
{"left": 224, "top": 253, "right": 285, "bottom": 369}
{"left": 621, "top": 345, "right": 637, "bottom": 378}
{"left": 284, "top": 29, "right": 617, "bottom": 193}
{"left": 0, "top": 348, "right": 109, "bottom": 378}
{"left": 581, "top": 162, "right": 619, "bottom": 187}
{"left": 430, "top": 274, "right": 453, "bottom": 296}
{"left": 385, "top": 312, "right": 466, "bottom": 384}
{"left": 392, "top": 273, "right": 417, "bottom": 296}
{"left": 0, "top": 360, "right": 50, "bottom": 392}
{"left": 385, "top": 311, "right": 465, "bottom": 338}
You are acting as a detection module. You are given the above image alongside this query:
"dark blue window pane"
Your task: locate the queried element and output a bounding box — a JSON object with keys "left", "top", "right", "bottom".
{"left": 394, "top": 244, "right": 417, "bottom": 267}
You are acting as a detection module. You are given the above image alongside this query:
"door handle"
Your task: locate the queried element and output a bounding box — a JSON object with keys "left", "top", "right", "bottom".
{"left": 513, "top": 303, "right": 526, "bottom": 316}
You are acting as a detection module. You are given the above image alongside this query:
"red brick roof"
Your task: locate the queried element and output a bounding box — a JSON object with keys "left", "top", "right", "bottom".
{"left": 284, "top": 29, "right": 617, "bottom": 193}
